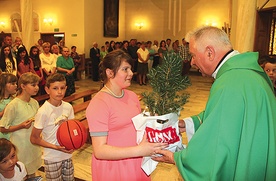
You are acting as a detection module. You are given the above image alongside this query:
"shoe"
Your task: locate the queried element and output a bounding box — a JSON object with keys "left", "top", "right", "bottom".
{"left": 143, "top": 83, "right": 147, "bottom": 85}
{"left": 139, "top": 83, "right": 143, "bottom": 86}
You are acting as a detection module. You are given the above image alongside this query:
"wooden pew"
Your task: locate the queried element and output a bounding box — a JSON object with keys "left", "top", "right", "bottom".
{"left": 34, "top": 94, "right": 49, "bottom": 105}
{"left": 34, "top": 89, "right": 98, "bottom": 105}
{"left": 63, "top": 89, "right": 98, "bottom": 102}
{"left": 72, "top": 100, "right": 90, "bottom": 114}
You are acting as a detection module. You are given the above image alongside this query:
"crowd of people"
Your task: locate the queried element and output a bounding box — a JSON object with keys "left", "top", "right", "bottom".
{"left": 90, "top": 38, "right": 192, "bottom": 85}
{"left": 0, "top": 26, "right": 275, "bottom": 181}
{"left": 86, "top": 26, "right": 276, "bottom": 180}
{"left": 0, "top": 36, "right": 81, "bottom": 180}
{"left": 0, "top": 36, "right": 81, "bottom": 96}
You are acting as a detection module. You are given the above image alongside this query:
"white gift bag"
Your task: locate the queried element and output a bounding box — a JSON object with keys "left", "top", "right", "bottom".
{"left": 132, "top": 112, "right": 184, "bottom": 175}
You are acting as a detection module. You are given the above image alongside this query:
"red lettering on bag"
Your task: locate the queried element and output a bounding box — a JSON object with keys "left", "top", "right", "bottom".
{"left": 146, "top": 127, "right": 180, "bottom": 144}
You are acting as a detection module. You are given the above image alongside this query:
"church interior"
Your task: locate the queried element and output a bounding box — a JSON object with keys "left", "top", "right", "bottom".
{"left": 0, "top": 0, "right": 276, "bottom": 180}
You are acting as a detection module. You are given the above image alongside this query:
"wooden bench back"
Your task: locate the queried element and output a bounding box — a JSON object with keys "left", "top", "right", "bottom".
{"left": 34, "top": 89, "right": 98, "bottom": 104}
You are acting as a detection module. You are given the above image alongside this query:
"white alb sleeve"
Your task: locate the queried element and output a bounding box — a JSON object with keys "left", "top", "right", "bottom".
{"left": 183, "top": 117, "right": 195, "bottom": 142}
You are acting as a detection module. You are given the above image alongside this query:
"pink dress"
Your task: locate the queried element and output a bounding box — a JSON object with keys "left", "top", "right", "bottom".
{"left": 86, "top": 90, "right": 150, "bottom": 181}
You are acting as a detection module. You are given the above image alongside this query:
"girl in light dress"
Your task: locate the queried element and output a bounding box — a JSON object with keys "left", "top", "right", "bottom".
{"left": 0, "top": 72, "right": 42, "bottom": 179}
{"left": 0, "top": 73, "right": 18, "bottom": 140}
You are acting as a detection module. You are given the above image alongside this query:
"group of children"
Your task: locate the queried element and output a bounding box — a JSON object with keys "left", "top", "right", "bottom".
{"left": 0, "top": 72, "right": 75, "bottom": 181}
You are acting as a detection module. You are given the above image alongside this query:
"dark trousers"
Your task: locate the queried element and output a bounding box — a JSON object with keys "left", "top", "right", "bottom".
{"left": 92, "top": 59, "right": 100, "bottom": 81}
{"left": 182, "top": 60, "right": 191, "bottom": 76}
{"left": 153, "top": 56, "right": 159, "bottom": 68}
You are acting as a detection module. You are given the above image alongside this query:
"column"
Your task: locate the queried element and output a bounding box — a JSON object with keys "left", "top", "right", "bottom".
{"left": 233, "top": 0, "right": 257, "bottom": 52}
{"left": 20, "top": 0, "right": 34, "bottom": 50}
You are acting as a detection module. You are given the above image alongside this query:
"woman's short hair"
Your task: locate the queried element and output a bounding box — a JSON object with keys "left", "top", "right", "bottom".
{"left": 99, "top": 49, "right": 133, "bottom": 84}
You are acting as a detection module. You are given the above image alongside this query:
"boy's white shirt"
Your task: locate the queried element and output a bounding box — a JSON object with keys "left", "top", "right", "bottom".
{"left": 34, "top": 100, "right": 74, "bottom": 162}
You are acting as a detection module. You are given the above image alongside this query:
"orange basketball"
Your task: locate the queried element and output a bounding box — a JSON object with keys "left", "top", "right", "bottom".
{"left": 57, "top": 120, "right": 88, "bottom": 150}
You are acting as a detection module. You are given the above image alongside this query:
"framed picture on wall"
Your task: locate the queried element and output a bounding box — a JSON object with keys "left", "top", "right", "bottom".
{"left": 104, "top": 0, "right": 119, "bottom": 37}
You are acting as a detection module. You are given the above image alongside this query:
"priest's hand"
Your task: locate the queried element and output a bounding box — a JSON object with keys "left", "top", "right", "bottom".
{"left": 178, "top": 119, "right": 186, "bottom": 133}
{"left": 151, "top": 149, "right": 175, "bottom": 164}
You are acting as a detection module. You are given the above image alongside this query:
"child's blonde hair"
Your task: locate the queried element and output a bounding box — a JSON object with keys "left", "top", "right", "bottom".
{"left": 0, "top": 73, "right": 18, "bottom": 101}
{"left": 17, "top": 72, "right": 40, "bottom": 94}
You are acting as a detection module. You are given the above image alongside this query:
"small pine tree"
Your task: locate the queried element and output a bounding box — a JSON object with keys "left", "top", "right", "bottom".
{"left": 142, "top": 52, "right": 191, "bottom": 115}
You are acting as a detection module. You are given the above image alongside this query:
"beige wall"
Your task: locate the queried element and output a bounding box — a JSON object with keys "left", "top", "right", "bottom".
{"left": 258, "top": 0, "right": 276, "bottom": 9}
{"left": 125, "top": 0, "right": 230, "bottom": 43}
{"left": 1, "top": 0, "right": 275, "bottom": 57}
{"left": 84, "top": 0, "right": 126, "bottom": 57}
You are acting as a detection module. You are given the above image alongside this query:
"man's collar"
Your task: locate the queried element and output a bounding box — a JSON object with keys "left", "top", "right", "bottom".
{"left": 212, "top": 50, "right": 240, "bottom": 79}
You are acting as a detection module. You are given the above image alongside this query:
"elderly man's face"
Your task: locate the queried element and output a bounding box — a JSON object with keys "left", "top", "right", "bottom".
{"left": 62, "top": 48, "right": 70, "bottom": 57}
{"left": 189, "top": 38, "right": 214, "bottom": 77}
{"left": 4, "top": 36, "right": 12, "bottom": 46}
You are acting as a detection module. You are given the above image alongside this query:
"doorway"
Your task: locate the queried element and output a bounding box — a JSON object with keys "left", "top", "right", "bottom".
{"left": 254, "top": 9, "right": 276, "bottom": 57}
{"left": 40, "top": 33, "right": 65, "bottom": 47}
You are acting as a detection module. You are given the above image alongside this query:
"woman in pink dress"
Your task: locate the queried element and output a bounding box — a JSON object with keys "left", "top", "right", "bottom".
{"left": 86, "top": 50, "right": 167, "bottom": 181}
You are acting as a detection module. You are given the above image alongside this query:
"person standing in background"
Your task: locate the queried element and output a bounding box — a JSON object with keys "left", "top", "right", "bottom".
{"left": 100, "top": 46, "right": 107, "bottom": 61}
{"left": 179, "top": 38, "right": 191, "bottom": 76}
{"left": 51, "top": 44, "right": 62, "bottom": 58}
{"left": 90, "top": 42, "right": 100, "bottom": 82}
{"left": 158, "top": 40, "right": 168, "bottom": 65}
{"left": 0, "top": 45, "right": 17, "bottom": 76}
{"left": 29, "top": 46, "right": 45, "bottom": 95}
{"left": 152, "top": 40, "right": 159, "bottom": 68}
{"left": 35, "top": 39, "right": 44, "bottom": 54}
{"left": 127, "top": 39, "right": 139, "bottom": 74}
{"left": 71, "top": 46, "right": 81, "bottom": 81}
{"left": 166, "top": 38, "right": 172, "bottom": 52}
{"left": 16, "top": 47, "right": 36, "bottom": 77}
{"left": 40, "top": 42, "right": 57, "bottom": 79}
{"left": 137, "top": 42, "right": 149, "bottom": 86}
{"left": 146, "top": 41, "right": 155, "bottom": 71}
{"left": 56, "top": 47, "right": 75, "bottom": 97}
{"left": 262, "top": 57, "right": 276, "bottom": 95}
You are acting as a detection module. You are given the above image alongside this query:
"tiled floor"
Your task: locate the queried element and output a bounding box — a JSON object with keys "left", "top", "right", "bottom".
{"left": 36, "top": 71, "right": 214, "bottom": 180}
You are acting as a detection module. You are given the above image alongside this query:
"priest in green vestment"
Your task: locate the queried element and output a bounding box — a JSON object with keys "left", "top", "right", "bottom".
{"left": 153, "top": 26, "right": 276, "bottom": 181}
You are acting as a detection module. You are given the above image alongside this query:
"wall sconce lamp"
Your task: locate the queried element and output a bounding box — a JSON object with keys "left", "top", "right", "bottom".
{"left": 135, "top": 22, "right": 144, "bottom": 29}
{"left": 43, "top": 18, "right": 53, "bottom": 25}
{"left": 222, "top": 22, "right": 231, "bottom": 37}
{"left": 0, "top": 21, "right": 5, "bottom": 28}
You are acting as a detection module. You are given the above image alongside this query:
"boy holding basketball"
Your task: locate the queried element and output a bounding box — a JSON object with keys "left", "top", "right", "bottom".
{"left": 30, "top": 73, "right": 75, "bottom": 180}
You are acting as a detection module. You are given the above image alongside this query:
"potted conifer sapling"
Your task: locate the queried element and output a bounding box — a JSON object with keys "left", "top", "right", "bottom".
{"left": 132, "top": 52, "right": 191, "bottom": 175}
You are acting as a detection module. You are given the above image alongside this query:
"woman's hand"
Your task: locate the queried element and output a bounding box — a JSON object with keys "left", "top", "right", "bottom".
{"left": 137, "top": 134, "right": 168, "bottom": 157}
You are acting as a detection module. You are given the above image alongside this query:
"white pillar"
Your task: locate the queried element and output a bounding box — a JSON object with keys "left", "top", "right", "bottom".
{"left": 20, "top": 0, "right": 34, "bottom": 51}
{"left": 233, "top": 0, "right": 257, "bottom": 52}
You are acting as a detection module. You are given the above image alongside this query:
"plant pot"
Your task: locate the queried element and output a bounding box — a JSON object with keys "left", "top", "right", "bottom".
{"left": 132, "top": 112, "right": 184, "bottom": 175}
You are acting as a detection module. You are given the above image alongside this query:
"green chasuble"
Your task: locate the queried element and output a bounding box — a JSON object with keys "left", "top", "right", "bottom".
{"left": 174, "top": 52, "right": 276, "bottom": 181}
